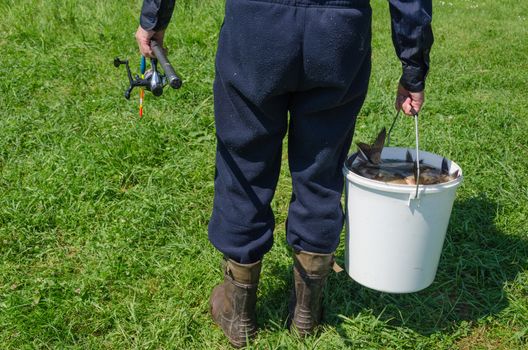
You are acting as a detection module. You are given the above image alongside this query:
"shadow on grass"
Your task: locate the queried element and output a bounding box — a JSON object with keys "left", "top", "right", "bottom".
{"left": 256, "top": 259, "right": 293, "bottom": 331}
{"left": 323, "top": 195, "right": 528, "bottom": 338}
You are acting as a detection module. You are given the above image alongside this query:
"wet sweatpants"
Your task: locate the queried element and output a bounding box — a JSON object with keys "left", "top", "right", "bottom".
{"left": 208, "top": 0, "right": 372, "bottom": 263}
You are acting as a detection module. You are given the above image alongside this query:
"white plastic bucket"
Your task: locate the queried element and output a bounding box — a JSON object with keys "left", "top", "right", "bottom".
{"left": 342, "top": 147, "right": 463, "bottom": 293}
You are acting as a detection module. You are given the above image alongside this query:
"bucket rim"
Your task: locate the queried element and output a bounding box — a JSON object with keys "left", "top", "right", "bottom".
{"left": 342, "top": 147, "right": 463, "bottom": 194}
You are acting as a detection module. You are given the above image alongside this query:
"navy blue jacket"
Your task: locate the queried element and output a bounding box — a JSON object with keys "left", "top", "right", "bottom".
{"left": 140, "top": 0, "right": 433, "bottom": 91}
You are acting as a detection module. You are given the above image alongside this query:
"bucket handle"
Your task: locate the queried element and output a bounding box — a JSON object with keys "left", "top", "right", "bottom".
{"left": 386, "top": 109, "right": 421, "bottom": 203}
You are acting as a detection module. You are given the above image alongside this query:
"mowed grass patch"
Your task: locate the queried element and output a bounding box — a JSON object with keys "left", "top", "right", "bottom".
{"left": 1, "top": 0, "right": 527, "bottom": 348}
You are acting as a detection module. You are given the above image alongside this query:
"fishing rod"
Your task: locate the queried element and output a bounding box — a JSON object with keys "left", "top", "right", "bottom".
{"left": 114, "top": 39, "right": 182, "bottom": 117}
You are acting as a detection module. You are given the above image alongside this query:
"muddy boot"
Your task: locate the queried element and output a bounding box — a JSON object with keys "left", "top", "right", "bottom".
{"left": 210, "top": 258, "right": 261, "bottom": 348}
{"left": 288, "top": 250, "right": 334, "bottom": 336}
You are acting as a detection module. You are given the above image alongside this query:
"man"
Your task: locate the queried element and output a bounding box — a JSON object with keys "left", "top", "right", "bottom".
{"left": 137, "top": 0, "right": 432, "bottom": 347}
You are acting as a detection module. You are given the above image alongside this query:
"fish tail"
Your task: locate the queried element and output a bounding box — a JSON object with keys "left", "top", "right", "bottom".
{"left": 405, "top": 150, "right": 413, "bottom": 163}
{"left": 370, "top": 128, "right": 386, "bottom": 164}
{"left": 441, "top": 157, "right": 449, "bottom": 173}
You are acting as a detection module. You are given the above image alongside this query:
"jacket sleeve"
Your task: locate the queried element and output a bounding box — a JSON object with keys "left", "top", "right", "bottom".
{"left": 140, "top": 0, "right": 176, "bottom": 31}
{"left": 389, "top": 0, "right": 434, "bottom": 92}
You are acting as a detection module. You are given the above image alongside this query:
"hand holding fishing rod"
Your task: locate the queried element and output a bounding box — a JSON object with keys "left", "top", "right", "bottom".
{"left": 114, "top": 38, "right": 182, "bottom": 115}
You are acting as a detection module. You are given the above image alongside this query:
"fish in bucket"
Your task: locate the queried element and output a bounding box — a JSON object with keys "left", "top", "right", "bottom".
{"left": 342, "top": 114, "right": 463, "bottom": 293}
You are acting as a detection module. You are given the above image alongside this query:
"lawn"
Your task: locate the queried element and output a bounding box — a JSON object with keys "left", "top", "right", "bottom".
{"left": 0, "top": 0, "right": 527, "bottom": 348}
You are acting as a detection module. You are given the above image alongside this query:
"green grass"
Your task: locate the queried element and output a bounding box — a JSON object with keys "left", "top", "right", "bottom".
{"left": 1, "top": 0, "right": 527, "bottom": 348}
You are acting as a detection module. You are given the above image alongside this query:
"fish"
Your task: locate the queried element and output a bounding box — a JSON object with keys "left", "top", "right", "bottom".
{"left": 351, "top": 128, "right": 459, "bottom": 185}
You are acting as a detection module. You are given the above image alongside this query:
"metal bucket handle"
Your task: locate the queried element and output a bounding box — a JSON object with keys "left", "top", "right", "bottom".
{"left": 386, "top": 109, "right": 421, "bottom": 201}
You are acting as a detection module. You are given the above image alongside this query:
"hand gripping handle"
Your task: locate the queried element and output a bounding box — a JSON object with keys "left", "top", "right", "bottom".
{"left": 151, "top": 40, "right": 183, "bottom": 89}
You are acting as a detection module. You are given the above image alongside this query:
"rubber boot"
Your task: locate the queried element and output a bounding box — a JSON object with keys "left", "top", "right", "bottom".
{"left": 210, "top": 258, "right": 261, "bottom": 348}
{"left": 288, "top": 250, "right": 334, "bottom": 336}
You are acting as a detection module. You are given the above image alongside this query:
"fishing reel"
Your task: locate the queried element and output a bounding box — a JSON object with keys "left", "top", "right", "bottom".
{"left": 114, "top": 40, "right": 182, "bottom": 100}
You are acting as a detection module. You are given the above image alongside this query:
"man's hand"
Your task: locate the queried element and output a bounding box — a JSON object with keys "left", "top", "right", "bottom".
{"left": 135, "top": 26, "right": 165, "bottom": 58}
{"left": 395, "top": 84, "right": 424, "bottom": 116}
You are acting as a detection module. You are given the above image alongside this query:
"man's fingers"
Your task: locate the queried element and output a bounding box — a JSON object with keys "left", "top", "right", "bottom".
{"left": 402, "top": 97, "right": 414, "bottom": 116}
{"left": 135, "top": 26, "right": 156, "bottom": 58}
{"left": 395, "top": 84, "right": 425, "bottom": 116}
{"left": 403, "top": 101, "right": 422, "bottom": 116}
{"left": 136, "top": 37, "right": 153, "bottom": 57}
{"left": 411, "top": 100, "right": 423, "bottom": 114}
{"left": 141, "top": 42, "right": 154, "bottom": 58}
{"left": 395, "top": 95, "right": 414, "bottom": 116}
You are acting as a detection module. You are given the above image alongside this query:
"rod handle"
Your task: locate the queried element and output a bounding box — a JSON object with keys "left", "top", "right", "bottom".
{"left": 151, "top": 40, "right": 182, "bottom": 89}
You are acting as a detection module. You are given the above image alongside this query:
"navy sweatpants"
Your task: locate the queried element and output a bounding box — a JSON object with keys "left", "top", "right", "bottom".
{"left": 208, "top": 0, "right": 372, "bottom": 263}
